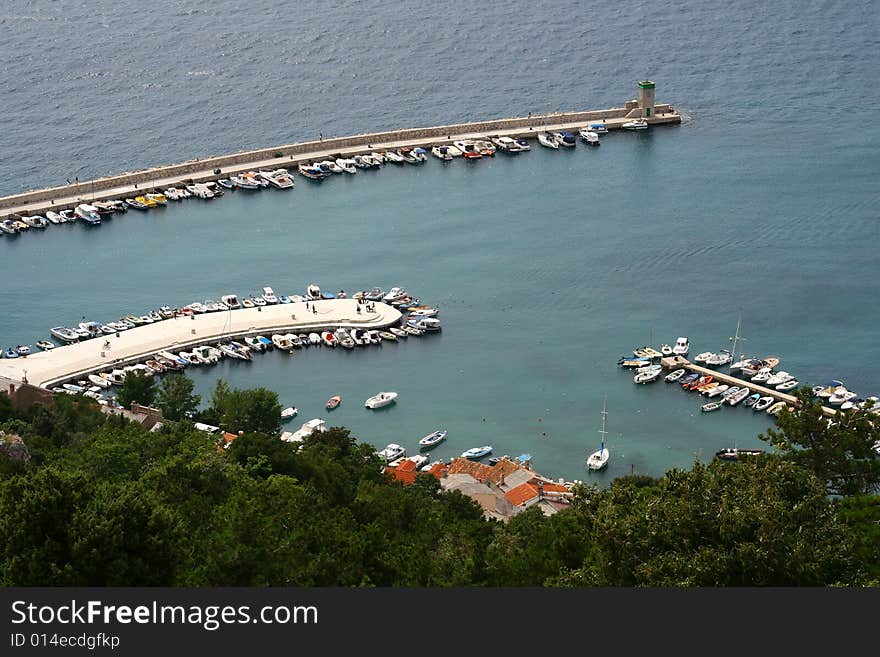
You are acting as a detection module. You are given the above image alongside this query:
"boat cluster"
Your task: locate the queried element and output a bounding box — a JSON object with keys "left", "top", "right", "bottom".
{"left": 0, "top": 120, "right": 652, "bottom": 238}
{"left": 619, "top": 334, "right": 880, "bottom": 420}
{"left": 2, "top": 284, "right": 439, "bottom": 358}
{"left": 374, "top": 431, "right": 493, "bottom": 474}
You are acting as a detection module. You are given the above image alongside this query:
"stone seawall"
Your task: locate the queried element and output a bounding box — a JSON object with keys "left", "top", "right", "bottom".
{"left": 1, "top": 104, "right": 676, "bottom": 212}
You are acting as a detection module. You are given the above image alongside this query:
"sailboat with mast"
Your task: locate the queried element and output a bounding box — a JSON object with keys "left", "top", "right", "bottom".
{"left": 587, "top": 399, "right": 610, "bottom": 471}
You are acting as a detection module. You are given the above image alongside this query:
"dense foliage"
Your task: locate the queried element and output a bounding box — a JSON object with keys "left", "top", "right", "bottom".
{"left": 0, "top": 379, "right": 876, "bottom": 587}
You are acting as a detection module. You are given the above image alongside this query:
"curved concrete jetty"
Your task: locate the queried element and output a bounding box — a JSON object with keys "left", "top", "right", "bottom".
{"left": 0, "top": 299, "right": 401, "bottom": 389}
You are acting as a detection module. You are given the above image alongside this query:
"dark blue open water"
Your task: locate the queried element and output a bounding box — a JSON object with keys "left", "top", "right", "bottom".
{"left": 1, "top": 0, "right": 878, "bottom": 481}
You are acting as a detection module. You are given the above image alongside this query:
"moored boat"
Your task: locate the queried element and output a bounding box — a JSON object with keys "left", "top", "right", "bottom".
{"left": 419, "top": 430, "right": 447, "bottom": 448}
{"left": 365, "top": 391, "right": 398, "bottom": 409}
{"left": 461, "top": 446, "right": 493, "bottom": 460}
{"left": 326, "top": 395, "right": 342, "bottom": 410}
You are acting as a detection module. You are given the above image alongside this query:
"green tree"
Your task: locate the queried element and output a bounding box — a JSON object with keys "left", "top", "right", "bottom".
{"left": 760, "top": 388, "right": 880, "bottom": 496}
{"left": 115, "top": 372, "right": 157, "bottom": 410}
{"left": 208, "top": 380, "right": 281, "bottom": 434}
{"left": 557, "top": 457, "right": 855, "bottom": 586}
{"left": 155, "top": 373, "right": 201, "bottom": 421}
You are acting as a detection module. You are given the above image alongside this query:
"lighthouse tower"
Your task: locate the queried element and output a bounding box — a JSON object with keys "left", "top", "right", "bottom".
{"left": 637, "top": 80, "right": 656, "bottom": 118}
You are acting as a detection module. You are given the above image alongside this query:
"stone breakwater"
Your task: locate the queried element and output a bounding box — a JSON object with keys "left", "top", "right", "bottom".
{"left": 0, "top": 101, "right": 679, "bottom": 216}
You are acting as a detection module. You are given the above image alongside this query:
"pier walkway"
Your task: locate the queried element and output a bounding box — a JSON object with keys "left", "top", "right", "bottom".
{"left": 0, "top": 105, "right": 680, "bottom": 217}
{"left": 661, "top": 356, "right": 838, "bottom": 417}
{"left": 0, "top": 299, "right": 401, "bottom": 389}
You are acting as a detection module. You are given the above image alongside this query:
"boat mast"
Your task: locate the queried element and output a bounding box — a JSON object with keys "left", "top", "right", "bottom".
{"left": 599, "top": 398, "right": 608, "bottom": 450}
{"left": 729, "top": 314, "right": 746, "bottom": 366}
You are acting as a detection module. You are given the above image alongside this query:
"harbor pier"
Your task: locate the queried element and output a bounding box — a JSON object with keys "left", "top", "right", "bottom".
{"left": 660, "top": 356, "right": 838, "bottom": 417}
{"left": 0, "top": 82, "right": 680, "bottom": 218}
{"left": 0, "top": 300, "right": 401, "bottom": 389}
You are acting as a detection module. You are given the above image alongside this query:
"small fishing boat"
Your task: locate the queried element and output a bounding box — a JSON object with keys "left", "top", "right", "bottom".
{"left": 514, "top": 137, "right": 531, "bottom": 151}
{"left": 665, "top": 369, "right": 686, "bottom": 382}
{"left": 693, "top": 352, "right": 715, "bottom": 364}
{"left": 472, "top": 140, "right": 496, "bottom": 156}
{"left": 537, "top": 132, "right": 559, "bottom": 149}
{"left": 271, "top": 334, "right": 292, "bottom": 351}
{"left": 701, "top": 401, "right": 722, "bottom": 412}
{"left": 775, "top": 379, "right": 799, "bottom": 392}
{"left": 490, "top": 136, "right": 522, "bottom": 152}
{"left": 22, "top": 215, "right": 49, "bottom": 229}
{"left": 554, "top": 131, "right": 577, "bottom": 147}
{"left": 622, "top": 118, "right": 648, "bottom": 130}
{"left": 753, "top": 396, "right": 775, "bottom": 412}
{"left": 705, "top": 350, "right": 733, "bottom": 367}
{"left": 726, "top": 387, "right": 751, "bottom": 406}
{"left": 453, "top": 140, "right": 482, "bottom": 158}
{"left": 36, "top": 339, "right": 55, "bottom": 351}
{"left": 766, "top": 401, "right": 787, "bottom": 415}
{"left": 281, "top": 406, "right": 298, "bottom": 420}
{"left": 743, "top": 393, "right": 762, "bottom": 408}
{"left": 634, "top": 368, "right": 662, "bottom": 384}
{"left": 365, "top": 391, "right": 398, "bottom": 409}
{"left": 75, "top": 204, "right": 102, "bottom": 224}
{"left": 588, "top": 122, "right": 609, "bottom": 134}
{"left": 326, "top": 395, "right": 342, "bottom": 410}
{"left": 321, "top": 331, "right": 337, "bottom": 347}
{"left": 704, "top": 384, "right": 729, "bottom": 398}
{"left": 579, "top": 128, "right": 600, "bottom": 146}
{"left": 124, "top": 198, "right": 149, "bottom": 211}
{"left": 3, "top": 347, "right": 19, "bottom": 358}
{"left": 0, "top": 219, "right": 19, "bottom": 234}
{"left": 419, "top": 430, "right": 447, "bottom": 448}
{"left": 378, "top": 331, "right": 397, "bottom": 342}
{"left": 389, "top": 327, "right": 408, "bottom": 338}
{"left": 431, "top": 145, "right": 454, "bottom": 161}
{"left": 298, "top": 164, "right": 327, "bottom": 180}
{"left": 376, "top": 443, "right": 406, "bottom": 462}
{"left": 308, "top": 333, "right": 321, "bottom": 345}
{"left": 50, "top": 326, "right": 80, "bottom": 343}
{"left": 715, "top": 447, "right": 765, "bottom": 461}
{"left": 461, "top": 446, "right": 493, "bottom": 460}
{"left": 408, "top": 317, "right": 441, "bottom": 332}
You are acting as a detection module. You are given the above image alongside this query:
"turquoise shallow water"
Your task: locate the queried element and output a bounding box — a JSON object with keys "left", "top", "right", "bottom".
{"left": 1, "top": 1, "right": 878, "bottom": 481}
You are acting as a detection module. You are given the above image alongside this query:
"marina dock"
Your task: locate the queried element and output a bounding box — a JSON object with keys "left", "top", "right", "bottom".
{"left": 0, "top": 299, "right": 401, "bottom": 389}
{"left": 0, "top": 83, "right": 679, "bottom": 218}
{"left": 660, "top": 356, "right": 839, "bottom": 417}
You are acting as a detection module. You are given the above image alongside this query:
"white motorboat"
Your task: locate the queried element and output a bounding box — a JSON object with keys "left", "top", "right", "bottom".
{"left": 634, "top": 368, "right": 662, "bottom": 384}
{"left": 186, "top": 183, "right": 215, "bottom": 199}
{"left": 705, "top": 350, "right": 733, "bottom": 367}
{"left": 665, "top": 369, "right": 686, "bottom": 382}
{"left": 335, "top": 158, "right": 357, "bottom": 174}
{"left": 750, "top": 367, "right": 773, "bottom": 383}
{"left": 587, "top": 122, "right": 609, "bottom": 134}
{"left": 389, "top": 327, "right": 408, "bottom": 338}
{"left": 554, "top": 131, "right": 577, "bottom": 147}
{"left": 622, "top": 118, "right": 648, "bottom": 130}
{"left": 767, "top": 401, "right": 788, "bottom": 415}
{"left": 383, "top": 287, "right": 407, "bottom": 302}
{"left": 407, "top": 317, "right": 441, "bottom": 332}
{"left": 308, "top": 332, "right": 321, "bottom": 345}
{"left": 36, "top": 339, "right": 55, "bottom": 351}
{"left": 271, "top": 334, "right": 292, "bottom": 351}
{"left": 671, "top": 337, "right": 690, "bottom": 356}
{"left": 45, "top": 211, "right": 64, "bottom": 224}
{"left": 586, "top": 399, "right": 610, "bottom": 471}
{"left": 378, "top": 331, "right": 397, "bottom": 342}
{"left": 261, "top": 286, "right": 278, "bottom": 304}
{"left": 578, "top": 128, "right": 600, "bottom": 146}
{"left": 660, "top": 344, "right": 673, "bottom": 356}
{"left": 321, "top": 331, "right": 337, "bottom": 347}
{"left": 490, "top": 136, "right": 522, "bottom": 152}
{"left": 50, "top": 326, "right": 79, "bottom": 343}
{"left": 365, "top": 391, "right": 398, "bottom": 409}
{"left": 693, "top": 352, "right": 715, "bottom": 364}
{"left": 258, "top": 168, "right": 296, "bottom": 188}
{"left": 431, "top": 145, "right": 455, "bottom": 161}
{"left": 775, "top": 379, "right": 799, "bottom": 392}
{"left": 221, "top": 294, "right": 241, "bottom": 309}
{"left": 307, "top": 283, "right": 321, "bottom": 299}
{"left": 419, "top": 430, "right": 447, "bottom": 448}
{"left": 74, "top": 204, "right": 102, "bottom": 225}
{"left": 461, "top": 446, "right": 492, "bottom": 460}
{"left": 704, "top": 384, "right": 729, "bottom": 398}
{"left": 829, "top": 389, "right": 857, "bottom": 405}
{"left": 383, "top": 150, "right": 405, "bottom": 163}
{"left": 726, "top": 387, "right": 751, "bottom": 406}
{"left": 87, "top": 374, "right": 110, "bottom": 388}
{"left": 376, "top": 443, "right": 406, "bottom": 461}
{"left": 452, "top": 140, "right": 482, "bottom": 158}
{"left": 701, "top": 401, "right": 722, "bottom": 413}
{"left": 753, "top": 396, "right": 775, "bottom": 412}
{"left": 537, "top": 132, "right": 559, "bottom": 149}
{"left": 284, "top": 333, "right": 301, "bottom": 349}
{"left": 281, "top": 418, "right": 326, "bottom": 443}
{"left": 281, "top": 406, "right": 298, "bottom": 420}
{"left": 766, "top": 371, "right": 794, "bottom": 387}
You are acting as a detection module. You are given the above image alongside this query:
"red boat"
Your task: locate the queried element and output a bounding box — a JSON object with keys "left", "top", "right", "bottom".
{"left": 326, "top": 395, "right": 341, "bottom": 410}
{"left": 689, "top": 375, "right": 713, "bottom": 391}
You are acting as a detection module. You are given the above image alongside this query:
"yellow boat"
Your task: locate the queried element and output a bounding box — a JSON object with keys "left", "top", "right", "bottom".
{"left": 634, "top": 346, "right": 663, "bottom": 358}
{"left": 135, "top": 195, "right": 158, "bottom": 208}
{"left": 145, "top": 192, "right": 167, "bottom": 205}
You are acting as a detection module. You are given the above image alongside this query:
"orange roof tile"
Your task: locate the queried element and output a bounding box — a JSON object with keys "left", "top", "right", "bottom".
{"left": 504, "top": 482, "right": 540, "bottom": 506}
